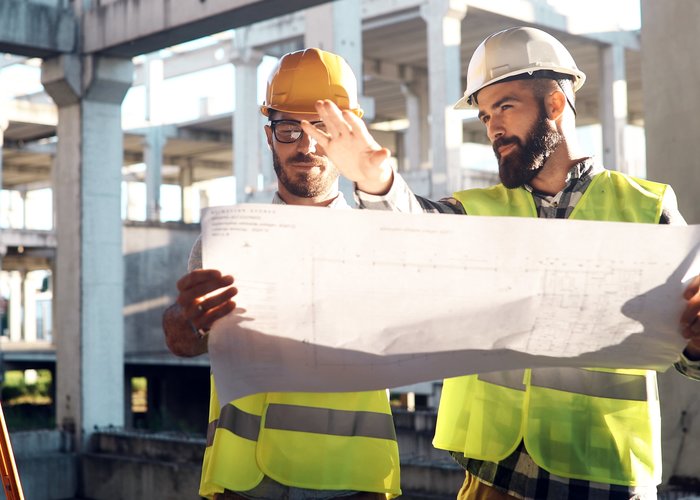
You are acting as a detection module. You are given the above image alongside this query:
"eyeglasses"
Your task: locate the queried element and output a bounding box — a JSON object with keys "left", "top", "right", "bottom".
{"left": 269, "top": 119, "right": 327, "bottom": 144}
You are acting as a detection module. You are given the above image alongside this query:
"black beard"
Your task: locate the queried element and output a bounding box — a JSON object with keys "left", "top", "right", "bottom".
{"left": 493, "top": 109, "right": 563, "bottom": 189}
{"left": 272, "top": 149, "right": 338, "bottom": 198}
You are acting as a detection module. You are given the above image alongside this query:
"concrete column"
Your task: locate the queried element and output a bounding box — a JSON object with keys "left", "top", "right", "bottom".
{"left": 20, "top": 190, "right": 28, "bottom": 229}
{"left": 231, "top": 41, "right": 264, "bottom": 204}
{"left": 144, "top": 126, "right": 165, "bottom": 221}
{"left": 179, "top": 160, "right": 195, "bottom": 223}
{"left": 421, "top": 0, "right": 467, "bottom": 198}
{"left": 0, "top": 114, "right": 6, "bottom": 277}
{"left": 22, "top": 271, "right": 37, "bottom": 342}
{"left": 41, "top": 54, "right": 133, "bottom": 448}
{"left": 599, "top": 44, "right": 627, "bottom": 173}
{"left": 641, "top": 0, "right": 700, "bottom": 224}
{"left": 0, "top": 113, "right": 6, "bottom": 226}
{"left": 415, "top": 76, "right": 431, "bottom": 170}
{"left": 401, "top": 83, "right": 421, "bottom": 172}
{"left": 305, "top": 0, "right": 369, "bottom": 204}
{"left": 144, "top": 56, "right": 165, "bottom": 220}
{"left": 8, "top": 271, "right": 22, "bottom": 342}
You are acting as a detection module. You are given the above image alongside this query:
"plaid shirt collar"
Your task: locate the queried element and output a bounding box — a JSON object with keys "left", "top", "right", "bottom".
{"left": 523, "top": 157, "right": 603, "bottom": 219}
{"left": 523, "top": 157, "right": 601, "bottom": 197}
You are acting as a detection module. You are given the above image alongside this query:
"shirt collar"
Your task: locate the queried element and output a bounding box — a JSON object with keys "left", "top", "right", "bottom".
{"left": 524, "top": 157, "right": 601, "bottom": 195}
{"left": 272, "top": 191, "right": 351, "bottom": 209}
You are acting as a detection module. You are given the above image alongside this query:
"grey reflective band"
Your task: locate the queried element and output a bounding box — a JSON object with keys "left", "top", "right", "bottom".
{"left": 207, "top": 404, "right": 262, "bottom": 446}
{"left": 264, "top": 403, "right": 397, "bottom": 441}
{"left": 530, "top": 368, "right": 649, "bottom": 401}
{"left": 478, "top": 371, "right": 526, "bottom": 391}
{"left": 206, "top": 419, "right": 217, "bottom": 446}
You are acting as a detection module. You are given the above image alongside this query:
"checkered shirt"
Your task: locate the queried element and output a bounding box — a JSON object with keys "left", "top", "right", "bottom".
{"left": 356, "top": 158, "right": 697, "bottom": 499}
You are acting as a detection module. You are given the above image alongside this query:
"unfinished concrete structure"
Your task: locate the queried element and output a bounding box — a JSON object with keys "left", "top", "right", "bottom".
{"left": 0, "top": 0, "right": 699, "bottom": 498}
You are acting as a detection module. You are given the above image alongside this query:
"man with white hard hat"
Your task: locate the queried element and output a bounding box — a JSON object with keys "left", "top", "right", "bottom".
{"left": 303, "top": 27, "right": 700, "bottom": 499}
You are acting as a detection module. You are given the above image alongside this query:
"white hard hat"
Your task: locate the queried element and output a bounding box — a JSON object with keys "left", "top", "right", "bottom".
{"left": 454, "top": 26, "right": 586, "bottom": 109}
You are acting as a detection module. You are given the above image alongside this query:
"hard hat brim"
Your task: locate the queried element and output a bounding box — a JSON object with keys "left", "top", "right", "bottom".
{"left": 453, "top": 95, "right": 471, "bottom": 110}
{"left": 453, "top": 67, "right": 586, "bottom": 110}
{"left": 261, "top": 104, "right": 364, "bottom": 119}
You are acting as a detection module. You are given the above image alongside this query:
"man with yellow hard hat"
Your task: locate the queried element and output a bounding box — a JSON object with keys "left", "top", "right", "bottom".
{"left": 162, "top": 48, "right": 401, "bottom": 500}
{"left": 302, "top": 27, "right": 700, "bottom": 500}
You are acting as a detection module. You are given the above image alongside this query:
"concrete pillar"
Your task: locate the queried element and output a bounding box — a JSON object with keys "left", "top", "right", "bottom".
{"left": 305, "top": 0, "right": 369, "bottom": 204}
{"left": 20, "top": 190, "right": 28, "bottom": 229}
{"left": 231, "top": 41, "right": 264, "bottom": 204}
{"left": 401, "top": 83, "right": 422, "bottom": 172}
{"left": 420, "top": 0, "right": 467, "bottom": 198}
{"left": 22, "top": 271, "right": 37, "bottom": 342}
{"left": 641, "top": 0, "right": 700, "bottom": 224}
{"left": 416, "top": 76, "right": 431, "bottom": 170}
{"left": 144, "top": 56, "right": 165, "bottom": 220}
{"left": 599, "top": 44, "right": 627, "bottom": 173}
{"left": 0, "top": 114, "right": 6, "bottom": 276}
{"left": 41, "top": 54, "right": 133, "bottom": 448}
{"left": 179, "top": 160, "right": 195, "bottom": 223}
{"left": 144, "top": 126, "right": 165, "bottom": 221}
{"left": 8, "top": 271, "right": 22, "bottom": 342}
{"left": 0, "top": 113, "right": 6, "bottom": 222}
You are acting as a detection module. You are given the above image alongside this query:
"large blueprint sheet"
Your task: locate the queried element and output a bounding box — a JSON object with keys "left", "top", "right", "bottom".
{"left": 202, "top": 204, "right": 700, "bottom": 404}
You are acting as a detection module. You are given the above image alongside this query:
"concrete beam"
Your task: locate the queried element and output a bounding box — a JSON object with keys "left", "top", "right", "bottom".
{"left": 82, "top": 0, "right": 332, "bottom": 57}
{"left": 364, "top": 58, "right": 423, "bottom": 84}
{"left": 1, "top": 229, "right": 57, "bottom": 248}
{"left": 0, "top": 0, "right": 77, "bottom": 57}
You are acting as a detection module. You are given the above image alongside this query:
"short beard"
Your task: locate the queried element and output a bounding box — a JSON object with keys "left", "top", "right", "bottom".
{"left": 493, "top": 106, "right": 563, "bottom": 189}
{"left": 272, "top": 149, "right": 338, "bottom": 198}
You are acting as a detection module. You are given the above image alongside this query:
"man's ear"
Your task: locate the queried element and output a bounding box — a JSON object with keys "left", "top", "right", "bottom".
{"left": 546, "top": 90, "right": 567, "bottom": 120}
{"left": 264, "top": 124, "right": 273, "bottom": 150}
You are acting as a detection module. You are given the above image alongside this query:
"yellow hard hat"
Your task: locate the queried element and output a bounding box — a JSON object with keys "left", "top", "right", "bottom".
{"left": 454, "top": 26, "right": 586, "bottom": 108}
{"left": 261, "top": 48, "right": 364, "bottom": 118}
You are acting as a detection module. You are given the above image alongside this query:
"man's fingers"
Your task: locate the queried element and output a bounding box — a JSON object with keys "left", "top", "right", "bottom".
{"left": 177, "top": 269, "right": 232, "bottom": 292}
{"left": 301, "top": 120, "right": 331, "bottom": 148}
{"left": 195, "top": 286, "right": 238, "bottom": 315}
{"left": 683, "top": 274, "right": 700, "bottom": 300}
{"left": 315, "top": 99, "right": 353, "bottom": 138}
{"left": 191, "top": 296, "right": 238, "bottom": 331}
{"left": 344, "top": 109, "right": 373, "bottom": 141}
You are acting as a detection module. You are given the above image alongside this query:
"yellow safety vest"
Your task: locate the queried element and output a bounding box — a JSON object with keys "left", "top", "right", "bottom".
{"left": 433, "top": 170, "right": 667, "bottom": 486}
{"left": 200, "top": 377, "right": 401, "bottom": 498}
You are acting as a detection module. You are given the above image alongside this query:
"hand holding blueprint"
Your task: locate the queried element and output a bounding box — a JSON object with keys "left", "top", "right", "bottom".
{"left": 202, "top": 204, "right": 700, "bottom": 404}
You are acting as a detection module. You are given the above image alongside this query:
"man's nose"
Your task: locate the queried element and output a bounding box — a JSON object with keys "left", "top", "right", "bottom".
{"left": 487, "top": 120, "right": 505, "bottom": 143}
{"left": 298, "top": 132, "right": 318, "bottom": 154}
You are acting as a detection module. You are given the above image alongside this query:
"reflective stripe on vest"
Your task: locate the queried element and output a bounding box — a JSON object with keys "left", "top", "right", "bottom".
{"left": 207, "top": 404, "right": 262, "bottom": 446}
{"left": 477, "top": 371, "right": 526, "bottom": 391}
{"left": 529, "top": 368, "right": 652, "bottom": 402}
{"left": 207, "top": 402, "right": 397, "bottom": 446}
{"left": 264, "top": 403, "right": 397, "bottom": 441}
{"left": 478, "top": 368, "right": 652, "bottom": 402}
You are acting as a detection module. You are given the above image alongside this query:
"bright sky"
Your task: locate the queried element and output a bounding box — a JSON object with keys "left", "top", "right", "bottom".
{"left": 547, "top": 0, "right": 640, "bottom": 31}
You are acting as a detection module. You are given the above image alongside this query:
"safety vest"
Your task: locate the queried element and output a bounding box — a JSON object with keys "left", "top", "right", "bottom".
{"left": 433, "top": 170, "right": 667, "bottom": 486}
{"left": 200, "top": 377, "right": 401, "bottom": 498}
